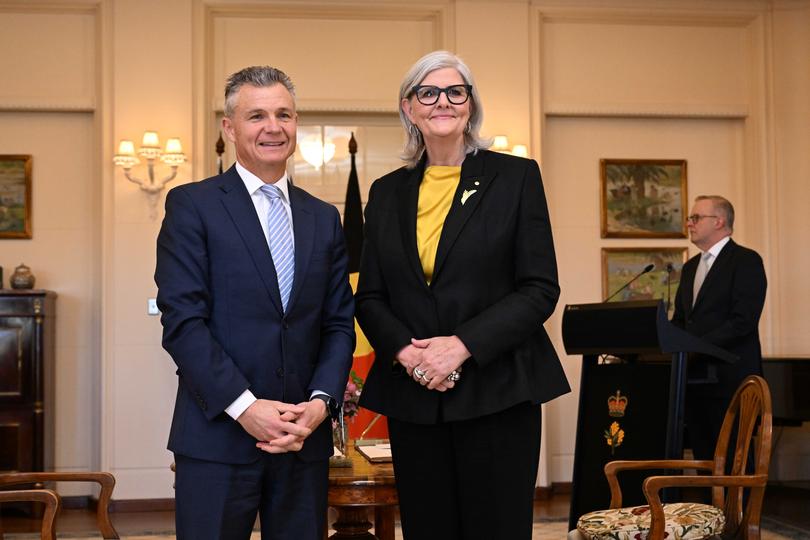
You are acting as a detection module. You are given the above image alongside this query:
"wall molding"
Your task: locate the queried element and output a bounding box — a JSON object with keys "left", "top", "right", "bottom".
{"left": 108, "top": 497, "right": 175, "bottom": 513}
{"left": 0, "top": 1, "right": 98, "bottom": 16}
{"left": 0, "top": 1, "right": 98, "bottom": 112}
{"left": 212, "top": 100, "right": 399, "bottom": 115}
{"left": 0, "top": 99, "right": 95, "bottom": 113}
{"left": 545, "top": 103, "right": 749, "bottom": 119}
{"left": 193, "top": 0, "right": 450, "bottom": 177}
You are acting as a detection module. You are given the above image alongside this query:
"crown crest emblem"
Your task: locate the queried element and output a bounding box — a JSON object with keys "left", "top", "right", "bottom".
{"left": 607, "top": 390, "right": 628, "bottom": 417}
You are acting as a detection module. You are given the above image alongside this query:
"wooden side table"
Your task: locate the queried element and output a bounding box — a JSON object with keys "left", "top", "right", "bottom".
{"left": 327, "top": 446, "right": 397, "bottom": 540}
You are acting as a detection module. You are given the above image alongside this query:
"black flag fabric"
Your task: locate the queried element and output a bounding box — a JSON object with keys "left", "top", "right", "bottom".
{"left": 342, "top": 133, "right": 363, "bottom": 273}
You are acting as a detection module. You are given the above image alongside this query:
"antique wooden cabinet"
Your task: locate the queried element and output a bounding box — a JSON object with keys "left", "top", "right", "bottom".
{"left": 0, "top": 290, "right": 56, "bottom": 478}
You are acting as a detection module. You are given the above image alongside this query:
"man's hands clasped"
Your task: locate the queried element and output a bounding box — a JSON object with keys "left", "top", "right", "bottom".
{"left": 237, "top": 398, "right": 330, "bottom": 454}
{"left": 397, "top": 335, "right": 471, "bottom": 392}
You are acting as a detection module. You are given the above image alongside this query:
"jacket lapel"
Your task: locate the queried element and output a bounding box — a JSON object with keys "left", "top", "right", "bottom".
{"left": 286, "top": 183, "right": 314, "bottom": 313}
{"left": 218, "top": 166, "right": 284, "bottom": 315}
{"left": 396, "top": 158, "right": 430, "bottom": 289}
{"left": 681, "top": 256, "right": 698, "bottom": 317}
{"left": 432, "top": 151, "right": 495, "bottom": 284}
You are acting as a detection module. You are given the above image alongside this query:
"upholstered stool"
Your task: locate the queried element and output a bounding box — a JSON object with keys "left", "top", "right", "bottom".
{"left": 574, "top": 502, "right": 725, "bottom": 540}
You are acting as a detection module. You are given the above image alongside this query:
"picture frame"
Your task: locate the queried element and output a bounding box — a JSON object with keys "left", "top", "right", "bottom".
{"left": 601, "top": 248, "right": 688, "bottom": 311}
{"left": 0, "top": 155, "right": 32, "bottom": 239}
{"left": 600, "top": 158, "right": 687, "bottom": 238}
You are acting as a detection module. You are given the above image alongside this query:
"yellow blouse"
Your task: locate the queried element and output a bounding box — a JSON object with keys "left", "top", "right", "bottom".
{"left": 416, "top": 165, "right": 461, "bottom": 283}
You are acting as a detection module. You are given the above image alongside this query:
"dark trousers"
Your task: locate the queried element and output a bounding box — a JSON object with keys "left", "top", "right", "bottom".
{"left": 685, "top": 394, "right": 728, "bottom": 461}
{"left": 388, "top": 401, "right": 542, "bottom": 540}
{"left": 174, "top": 452, "right": 328, "bottom": 540}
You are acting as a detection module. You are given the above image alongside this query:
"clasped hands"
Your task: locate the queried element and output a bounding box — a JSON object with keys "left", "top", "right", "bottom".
{"left": 397, "top": 335, "right": 471, "bottom": 392}
{"left": 237, "top": 398, "right": 329, "bottom": 454}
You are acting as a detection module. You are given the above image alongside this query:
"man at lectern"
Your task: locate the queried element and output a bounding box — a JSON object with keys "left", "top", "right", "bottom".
{"left": 671, "top": 195, "right": 767, "bottom": 461}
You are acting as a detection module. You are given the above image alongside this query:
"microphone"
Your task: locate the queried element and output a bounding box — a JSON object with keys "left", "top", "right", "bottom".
{"left": 665, "top": 263, "right": 674, "bottom": 312}
{"left": 604, "top": 263, "right": 655, "bottom": 303}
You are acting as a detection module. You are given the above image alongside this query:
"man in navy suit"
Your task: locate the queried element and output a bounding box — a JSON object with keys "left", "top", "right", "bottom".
{"left": 671, "top": 195, "right": 766, "bottom": 461}
{"left": 155, "top": 66, "right": 354, "bottom": 540}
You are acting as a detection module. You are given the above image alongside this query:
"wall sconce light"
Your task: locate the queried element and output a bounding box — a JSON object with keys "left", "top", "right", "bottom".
{"left": 492, "top": 135, "right": 528, "bottom": 157}
{"left": 114, "top": 131, "right": 186, "bottom": 219}
{"left": 299, "top": 131, "right": 336, "bottom": 171}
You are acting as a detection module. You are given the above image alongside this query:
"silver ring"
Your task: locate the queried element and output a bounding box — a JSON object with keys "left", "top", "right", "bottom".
{"left": 413, "top": 367, "right": 425, "bottom": 379}
{"left": 446, "top": 370, "right": 460, "bottom": 382}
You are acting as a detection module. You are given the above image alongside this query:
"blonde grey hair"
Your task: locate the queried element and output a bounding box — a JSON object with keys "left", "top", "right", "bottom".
{"left": 398, "top": 50, "right": 491, "bottom": 168}
{"left": 224, "top": 66, "right": 296, "bottom": 117}
{"left": 696, "top": 195, "right": 735, "bottom": 232}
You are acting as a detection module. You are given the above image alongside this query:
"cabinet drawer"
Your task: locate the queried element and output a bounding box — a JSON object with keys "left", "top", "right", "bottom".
{"left": 0, "top": 317, "right": 34, "bottom": 402}
{"left": 0, "top": 409, "right": 34, "bottom": 472}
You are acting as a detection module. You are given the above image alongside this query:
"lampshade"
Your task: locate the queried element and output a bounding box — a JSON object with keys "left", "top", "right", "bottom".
{"left": 142, "top": 131, "right": 160, "bottom": 147}
{"left": 164, "top": 138, "right": 183, "bottom": 154}
{"left": 117, "top": 140, "right": 136, "bottom": 156}
{"left": 299, "top": 136, "right": 336, "bottom": 170}
{"left": 492, "top": 135, "right": 509, "bottom": 152}
{"left": 511, "top": 144, "right": 528, "bottom": 158}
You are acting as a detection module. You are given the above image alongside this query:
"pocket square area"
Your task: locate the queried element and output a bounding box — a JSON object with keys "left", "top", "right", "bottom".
{"left": 461, "top": 189, "right": 477, "bottom": 205}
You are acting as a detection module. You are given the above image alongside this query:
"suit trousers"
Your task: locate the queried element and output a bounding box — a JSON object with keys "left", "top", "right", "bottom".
{"left": 174, "top": 452, "right": 328, "bottom": 540}
{"left": 388, "top": 401, "right": 542, "bottom": 540}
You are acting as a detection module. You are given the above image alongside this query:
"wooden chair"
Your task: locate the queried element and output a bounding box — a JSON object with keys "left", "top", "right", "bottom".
{"left": 0, "top": 472, "right": 119, "bottom": 539}
{"left": 572, "top": 375, "right": 773, "bottom": 540}
{"left": 0, "top": 489, "right": 60, "bottom": 540}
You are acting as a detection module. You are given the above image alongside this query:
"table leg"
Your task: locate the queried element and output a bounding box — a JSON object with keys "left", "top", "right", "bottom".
{"left": 374, "top": 506, "right": 395, "bottom": 540}
{"left": 330, "top": 506, "right": 377, "bottom": 539}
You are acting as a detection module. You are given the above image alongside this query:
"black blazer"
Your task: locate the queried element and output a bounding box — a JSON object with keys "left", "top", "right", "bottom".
{"left": 356, "top": 150, "right": 570, "bottom": 424}
{"left": 155, "top": 166, "right": 355, "bottom": 463}
{"left": 671, "top": 239, "right": 767, "bottom": 397}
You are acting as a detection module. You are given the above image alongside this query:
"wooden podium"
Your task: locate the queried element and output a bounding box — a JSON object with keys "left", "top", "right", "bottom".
{"left": 562, "top": 300, "right": 735, "bottom": 530}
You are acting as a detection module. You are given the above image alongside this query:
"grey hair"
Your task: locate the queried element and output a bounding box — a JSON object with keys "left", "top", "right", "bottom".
{"left": 696, "top": 195, "right": 735, "bottom": 232}
{"left": 398, "top": 50, "right": 491, "bottom": 168}
{"left": 224, "top": 66, "right": 296, "bottom": 117}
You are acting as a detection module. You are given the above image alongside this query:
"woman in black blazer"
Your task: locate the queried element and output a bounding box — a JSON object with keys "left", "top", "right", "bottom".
{"left": 356, "top": 50, "right": 570, "bottom": 540}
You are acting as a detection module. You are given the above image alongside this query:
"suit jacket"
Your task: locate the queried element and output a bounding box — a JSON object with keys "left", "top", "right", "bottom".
{"left": 356, "top": 150, "right": 570, "bottom": 424}
{"left": 671, "top": 238, "right": 767, "bottom": 398}
{"left": 155, "top": 165, "right": 355, "bottom": 464}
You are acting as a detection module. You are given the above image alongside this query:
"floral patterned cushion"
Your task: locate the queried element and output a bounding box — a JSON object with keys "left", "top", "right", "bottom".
{"left": 577, "top": 502, "right": 725, "bottom": 540}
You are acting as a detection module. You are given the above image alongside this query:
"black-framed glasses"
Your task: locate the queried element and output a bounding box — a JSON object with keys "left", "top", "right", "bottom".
{"left": 411, "top": 84, "right": 472, "bottom": 105}
{"left": 687, "top": 214, "right": 718, "bottom": 224}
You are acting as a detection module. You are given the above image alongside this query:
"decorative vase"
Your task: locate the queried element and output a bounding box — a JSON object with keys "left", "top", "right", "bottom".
{"left": 10, "top": 263, "right": 35, "bottom": 289}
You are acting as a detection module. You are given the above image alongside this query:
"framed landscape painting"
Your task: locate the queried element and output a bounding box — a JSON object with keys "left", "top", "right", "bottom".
{"left": 601, "top": 248, "right": 688, "bottom": 313}
{"left": 0, "top": 155, "right": 32, "bottom": 239}
{"left": 600, "top": 158, "right": 687, "bottom": 238}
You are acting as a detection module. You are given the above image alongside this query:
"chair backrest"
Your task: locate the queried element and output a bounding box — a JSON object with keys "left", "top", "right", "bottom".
{"left": 711, "top": 375, "right": 773, "bottom": 536}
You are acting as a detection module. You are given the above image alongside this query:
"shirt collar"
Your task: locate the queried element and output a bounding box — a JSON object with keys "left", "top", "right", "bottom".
{"left": 704, "top": 235, "right": 731, "bottom": 259}
{"left": 235, "top": 161, "right": 291, "bottom": 203}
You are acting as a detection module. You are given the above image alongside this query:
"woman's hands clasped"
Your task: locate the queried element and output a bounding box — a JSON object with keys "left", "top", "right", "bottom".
{"left": 396, "top": 335, "right": 471, "bottom": 392}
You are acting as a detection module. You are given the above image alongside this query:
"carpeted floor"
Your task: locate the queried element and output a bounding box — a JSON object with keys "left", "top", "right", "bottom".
{"left": 5, "top": 518, "right": 808, "bottom": 540}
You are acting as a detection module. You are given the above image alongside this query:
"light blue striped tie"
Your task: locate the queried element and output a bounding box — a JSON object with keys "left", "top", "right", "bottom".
{"left": 260, "top": 184, "right": 294, "bottom": 312}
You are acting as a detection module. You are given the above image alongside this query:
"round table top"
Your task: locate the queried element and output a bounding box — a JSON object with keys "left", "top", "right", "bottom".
{"left": 328, "top": 445, "right": 395, "bottom": 487}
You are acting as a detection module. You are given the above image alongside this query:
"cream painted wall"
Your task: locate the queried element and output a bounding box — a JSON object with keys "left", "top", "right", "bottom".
{"left": 0, "top": 112, "right": 99, "bottom": 496}
{"left": 0, "top": 4, "right": 100, "bottom": 496}
{"left": 1, "top": 0, "right": 808, "bottom": 502}
{"left": 771, "top": 3, "right": 810, "bottom": 354}
{"left": 104, "top": 0, "right": 194, "bottom": 499}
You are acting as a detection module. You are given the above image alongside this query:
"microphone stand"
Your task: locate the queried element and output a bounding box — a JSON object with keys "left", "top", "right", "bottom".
{"left": 665, "top": 263, "right": 674, "bottom": 314}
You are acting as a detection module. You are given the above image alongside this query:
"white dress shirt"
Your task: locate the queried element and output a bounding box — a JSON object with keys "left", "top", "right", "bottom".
{"left": 702, "top": 235, "right": 731, "bottom": 271}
